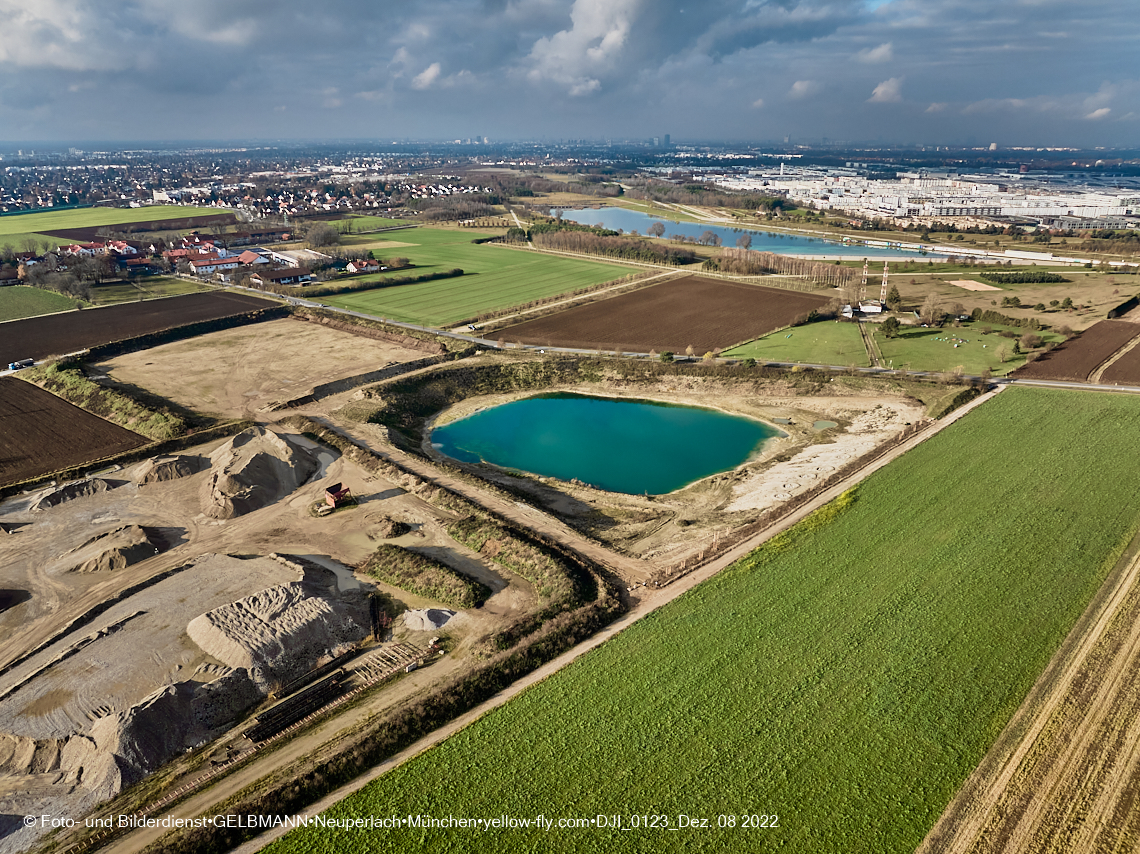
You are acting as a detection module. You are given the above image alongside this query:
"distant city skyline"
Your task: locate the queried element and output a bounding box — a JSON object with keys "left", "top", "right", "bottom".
{"left": 0, "top": 0, "right": 1136, "bottom": 147}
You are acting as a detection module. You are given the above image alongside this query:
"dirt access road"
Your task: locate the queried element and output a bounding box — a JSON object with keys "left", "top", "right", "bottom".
{"left": 306, "top": 418, "right": 657, "bottom": 585}
{"left": 144, "top": 388, "right": 1002, "bottom": 854}
{"left": 919, "top": 518, "right": 1140, "bottom": 853}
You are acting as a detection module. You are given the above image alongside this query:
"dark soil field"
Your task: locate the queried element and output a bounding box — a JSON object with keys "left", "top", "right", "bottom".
{"left": 0, "top": 377, "right": 148, "bottom": 486}
{"left": 0, "top": 291, "right": 274, "bottom": 365}
{"left": 498, "top": 275, "right": 830, "bottom": 353}
{"left": 1098, "top": 336, "right": 1140, "bottom": 384}
{"left": 40, "top": 212, "right": 237, "bottom": 241}
{"left": 1011, "top": 320, "right": 1140, "bottom": 382}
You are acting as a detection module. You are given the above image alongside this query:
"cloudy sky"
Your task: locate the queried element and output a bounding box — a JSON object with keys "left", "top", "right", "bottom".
{"left": 0, "top": 0, "right": 1136, "bottom": 147}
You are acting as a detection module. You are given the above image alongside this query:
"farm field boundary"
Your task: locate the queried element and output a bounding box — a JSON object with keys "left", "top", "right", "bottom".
{"left": 0, "top": 205, "right": 235, "bottom": 247}
{"left": 0, "top": 285, "right": 81, "bottom": 321}
{"left": 0, "top": 376, "right": 149, "bottom": 486}
{"left": 499, "top": 275, "right": 829, "bottom": 354}
{"left": 0, "top": 291, "right": 281, "bottom": 365}
{"left": 1011, "top": 320, "right": 1140, "bottom": 382}
{"left": 261, "top": 387, "right": 1140, "bottom": 854}
{"left": 920, "top": 522, "right": 1140, "bottom": 854}
{"left": 0, "top": 418, "right": 252, "bottom": 498}
{"left": 326, "top": 227, "right": 630, "bottom": 326}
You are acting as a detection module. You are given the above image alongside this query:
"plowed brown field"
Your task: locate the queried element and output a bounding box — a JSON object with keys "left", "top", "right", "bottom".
{"left": 1098, "top": 334, "right": 1140, "bottom": 384}
{"left": 498, "top": 275, "right": 829, "bottom": 353}
{"left": 0, "top": 377, "right": 148, "bottom": 486}
{"left": 1011, "top": 320, "right": 1140, "bottom": 382}
{"left": 0, "top": 291, "right": 274, "bottom": 365}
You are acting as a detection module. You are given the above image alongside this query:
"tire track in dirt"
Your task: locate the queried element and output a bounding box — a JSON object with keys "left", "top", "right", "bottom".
{"left": 919, "top": 529, "right": 1140, "bottom": 854}
{"left": 1089, "top": 330, "right": 1140, "bottom": 383}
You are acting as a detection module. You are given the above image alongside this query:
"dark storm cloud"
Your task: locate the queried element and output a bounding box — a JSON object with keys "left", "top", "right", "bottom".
{"left": 0, "top": 0, "right": 1135, "bottom": 145}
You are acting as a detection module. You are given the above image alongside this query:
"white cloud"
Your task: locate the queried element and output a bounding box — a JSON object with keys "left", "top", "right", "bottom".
{"left": 0, "top": 0, "right": 127, "bottom": 70}
{"left": 1085, "top": 107, "right": 1111, "bottom": 120}
{"left": 167, "top": 17, "right": 256, "bottom": 46}
{"left": 926, "top": 102, "right": 948, "bottom": 113}
{"left": 788, "top": 79, "right": 818, "bottom": 99}
{"left": 963, "top": 97, "right": 1029, "bottom": 114}
{"left": 524, "top": 0, "right": 643, "bottom": 95}
{"left": 412, "top": 62, "right": 442, "bottom": 90}
{"left": 868, "top": 76, "right": 903, "bottom": 102}
{"left": 751, "top": 97, "right": 765, "bottom": 108}
{"left": 857, "top": 42, "right": 892, "bottom": 63}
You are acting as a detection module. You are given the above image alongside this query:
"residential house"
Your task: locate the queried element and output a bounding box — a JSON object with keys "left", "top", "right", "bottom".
{"left": 345, "top": 258, "right": 380, "bottom": 274}
{"left": 250, "top": 267, "right": 312, "bottom": 287}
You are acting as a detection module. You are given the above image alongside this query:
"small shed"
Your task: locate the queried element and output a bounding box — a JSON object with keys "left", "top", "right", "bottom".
{"left": 325, "top": 483, "right": 352, "bottom": 508}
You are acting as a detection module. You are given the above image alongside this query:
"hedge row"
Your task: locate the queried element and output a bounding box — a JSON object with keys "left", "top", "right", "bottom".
{"left": 270, "top": 269, "right": 463, "bottom": 298}
{"left": 361, "top": 544, "right": 491, "bottom": 609}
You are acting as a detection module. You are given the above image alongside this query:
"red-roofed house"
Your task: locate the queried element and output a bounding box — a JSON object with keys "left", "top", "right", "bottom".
{"left": 237, "top": 250, "right": 269, "bottom": 266}
{"left": 345, "top": 258, "right": 381, "bottom": 273}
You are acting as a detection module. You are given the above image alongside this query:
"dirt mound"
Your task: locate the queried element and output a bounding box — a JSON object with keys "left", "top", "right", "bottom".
{"left": 63, "top": 525, "right": 162, "bottom": 573}
{"left": 0, "top": 589, "right": 31, "bottom": 612}
{"left": 88, "top": 682, "right": 197, "bottom": 792}
{"left": 368, "top": 515, "right": 411, "bottom": 540}
{"left": 199, "top": 427, "right": 318, "bottom": 519}
{"left": 134, "top": 454, "right": 199, "bottom": 484}
{"left": 187, "top": 582, "right": 368, "bottom": 691}
{"left": 31, "top": 478, "right": 120, "bottom": 512}
{"left": 404, "top": 608, "right": 455, "bottom": 631}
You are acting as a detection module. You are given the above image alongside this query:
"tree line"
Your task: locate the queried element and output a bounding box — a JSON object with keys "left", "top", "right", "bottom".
{"left": 531, "top": 231, "right": 698, "bottom": 264}
{"left": 702, "top": 247, "right": 858, "bottom": 288}
{"left": 980, "top": 271, "right": 1070, "bottom": 284}
{"left": 625, "top": 178, "right": 788, "bottom": 212}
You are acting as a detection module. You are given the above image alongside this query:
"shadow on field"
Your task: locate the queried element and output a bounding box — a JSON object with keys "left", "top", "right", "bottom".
{"left": 85, "top": 370, "right": 218, "bottom": 430}
{"left": 0, "top": 589, "right": 32, "bottom": 612}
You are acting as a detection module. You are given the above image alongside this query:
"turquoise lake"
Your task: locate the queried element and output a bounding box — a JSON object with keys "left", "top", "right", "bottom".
{"left": 431, "top": 393, "right": 781, "bottom": 495}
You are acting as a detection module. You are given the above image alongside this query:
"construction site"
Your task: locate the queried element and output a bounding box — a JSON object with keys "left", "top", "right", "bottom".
{"left": 0, "top": 309, "right": 973, "bottom": 854}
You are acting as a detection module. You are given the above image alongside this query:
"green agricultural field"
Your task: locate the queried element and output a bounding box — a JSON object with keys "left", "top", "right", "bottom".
{"left": 341, "top": 214, "right": 409, "bottom": 231}
{"left": 0, "top": 285, "right": 80, "bottom": 321}
{"left": 0, "top": 205, "right": 227, "bottom": 251}
{"left": 724, "top": 319, "right": 868, "bottom": 365}
{"left": 874, "top": 321, "right": 1064, "bottom": 376}
{"left": 268, "top": 387, "right": 1140, "bottom": 854}
{"left": 321, "top": 227, "right": 628, "bottom": 326}
{"left": 87, "top": 276, "right": 209, "bottom": 305}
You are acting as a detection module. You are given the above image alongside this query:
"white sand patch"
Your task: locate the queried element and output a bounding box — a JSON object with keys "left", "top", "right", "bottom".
{"left": 725, "top": 403, "right": 921, "bottom": 513}
{"left": 403, "top": 608, "right": 455, "bottom": 632}
{"left": 950, "top": 280, "right": 1002, "bottom": 291}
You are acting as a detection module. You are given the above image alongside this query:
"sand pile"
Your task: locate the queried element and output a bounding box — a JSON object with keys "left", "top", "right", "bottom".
{"left": 0, "top": 731, "right": 106, "bottom": 794}
{"left": 87, "top": 682, "right": 198, "bottom": 793}
{"left": 368, "top": 515, "right": 411, "bottom": 540}
{"left": 135, "top": 454, "right": 199, "bottom": 484}
{"left": 404, "top": 608, "right": 455, "bottom": 631}
{"left": 32, "top": 478, "right": 119, "bottom": 512}
{"left": 200, "top": 427, "right": 318, "bottom": 519}
{"left": 187, "top": 583, "right": 368, "bottom": 691}
{"left": 63, "top": 525, "right": 161, "bottom": 573}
